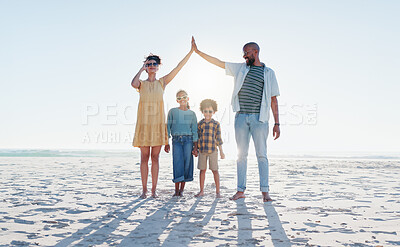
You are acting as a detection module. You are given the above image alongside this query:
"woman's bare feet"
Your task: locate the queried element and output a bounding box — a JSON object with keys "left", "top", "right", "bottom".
{"left": 178, "top": 190, "right": 184, "bottom": 197}
{"left": 173, "top": 190, "right": 180, "bottom": 197}
{"left": 194, "top": 191, "right": 204, "bottom": 198}
{"left": 139, "top": 192, "right": 147, "bottom": 199}
{"left": 262, "top": 192, "right": 273, "bottom": 202}
{"left": 229, "top": 191, "right": 245, "bottom": 200}
{"left": 151, "top": 189, "right": 157, "bottom": 198}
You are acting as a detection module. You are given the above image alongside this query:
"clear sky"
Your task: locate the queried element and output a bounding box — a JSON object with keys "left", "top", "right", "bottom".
{"left": 1, "top": 0, "right": 399, "bottom": 155}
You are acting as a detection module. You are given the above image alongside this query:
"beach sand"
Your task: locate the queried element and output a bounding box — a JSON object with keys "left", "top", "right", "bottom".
{"left": 0, "top": 153, "right": 399, "bottom": 246}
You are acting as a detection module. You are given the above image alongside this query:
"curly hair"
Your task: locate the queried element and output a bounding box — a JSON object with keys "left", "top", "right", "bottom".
{"left": 200, "top": 99, "right": 218, "bottom": 112}
{"left": 144, "top": 54, "right": 161, "bottom": 65}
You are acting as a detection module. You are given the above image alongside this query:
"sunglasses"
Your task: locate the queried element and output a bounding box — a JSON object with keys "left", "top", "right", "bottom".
{"left": 145, "top": 63, "right": 159, "bottom": 67}
{"left": 243, "top": 49, "right": 254, "bottom": 56}
{"left": 176, "top": 95, "right": 188, "bottom": 101}
{"left": 203, "top": 110, "right": 213, "bottom": 114}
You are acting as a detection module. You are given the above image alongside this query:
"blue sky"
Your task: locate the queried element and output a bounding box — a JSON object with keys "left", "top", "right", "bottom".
{"left": 1, "top": 0, "right": 399, "bottom": 155}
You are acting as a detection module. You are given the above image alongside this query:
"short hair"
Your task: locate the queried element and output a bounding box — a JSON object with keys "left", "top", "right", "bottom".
{"left": 144, "top": 54, "right": 161, "bottom": 65}
{"left": 243, "top": 42, "right": 260, "bottom": 52}
{"left": 200, "top": 99, "right": 218, "bottom": 112}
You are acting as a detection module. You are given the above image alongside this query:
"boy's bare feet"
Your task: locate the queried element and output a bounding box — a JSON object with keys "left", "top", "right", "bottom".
{"left": 230, "top": 191, "right": 245, "bottom": 200}
{"left": 139, "top": 192, "right": 147, "bottom": 199}
{"left": 195, "top": 191, "right": 204, "bottom": 198}
{"left": 262, "top": 192, "right": 273, "bottom": 202}
{"left": 216, "top": 193, "right": 222, "bottom": 198}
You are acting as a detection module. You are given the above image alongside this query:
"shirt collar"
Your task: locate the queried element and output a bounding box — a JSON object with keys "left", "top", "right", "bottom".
{"left": 246, "top": 62, "right": 266, "bottom": 71}
{"left": 202, "top": 118, "right": 215, "bottom": 123}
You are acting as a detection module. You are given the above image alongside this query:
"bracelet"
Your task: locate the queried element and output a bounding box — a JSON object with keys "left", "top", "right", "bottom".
{"left": 274, "top": 123, "right": 280, "bottom": 126}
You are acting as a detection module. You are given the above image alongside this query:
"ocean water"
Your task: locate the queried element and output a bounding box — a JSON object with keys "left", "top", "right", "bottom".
{"left": 0, "top": 149, "right": 136, "bottom": 158}
{"left": 0, "top": 149, "right": 399, "bottom": 160}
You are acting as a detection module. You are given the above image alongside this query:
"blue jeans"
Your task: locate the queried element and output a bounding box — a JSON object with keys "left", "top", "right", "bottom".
{"left": 235, "top": 113, "right": 269, "bottom": 192}
{"left": 172, "top": 135, "right": 194, "bottom": 183}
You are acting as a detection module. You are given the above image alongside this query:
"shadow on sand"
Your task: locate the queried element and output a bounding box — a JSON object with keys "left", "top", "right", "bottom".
{"left": 264, "top": 203, "right": 292, "bottom": 246}
{"left": 55, "top": 196, "right": 291, "bottom": 246}
{"left": 160, "top": 198, "right": 218, "bottom": 246}
{"left": 118, "top": 197, "right": 177, "bottom": 246}
{"left": 233, "top": 200, "right": 291, "bottom": 246}
{"left": 119, "top": 197, "right": 219, "bottom": 246}
{"left": 54, "top": 197, "right": 148, "bottom": 246}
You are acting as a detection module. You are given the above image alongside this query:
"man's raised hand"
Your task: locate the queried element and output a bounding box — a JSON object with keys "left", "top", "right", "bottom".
{"left": 191, "top": 36, "right": 199, "bottom": 53}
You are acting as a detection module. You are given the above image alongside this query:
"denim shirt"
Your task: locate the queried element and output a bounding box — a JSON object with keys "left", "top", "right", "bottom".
{"left": 225, "top": 62, "right": 280, "bottom": 123}
{"left": 167, "top": 107, "right": 198, "bottom": 141}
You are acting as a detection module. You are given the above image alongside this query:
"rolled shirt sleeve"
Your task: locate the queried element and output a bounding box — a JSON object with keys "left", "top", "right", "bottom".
{"left": 191, "top": 112, "right": 198, "bottom": 142}
{"left": 215, "top": 122, "right": 223, "bottom": 146}
{"left": 167, "top": 109, "right": 173, "bottom": 138}
{"left": 225, "top": 62, "right": 243, "bottom": 77}
{"left": 197, "top": 122, "right": 201, "bottom": 136}
{"left": 197, "top": 121, "right": 201, "bottom": 143}
{"left": 270, "top": 69, "right": 280, "bottom": 97}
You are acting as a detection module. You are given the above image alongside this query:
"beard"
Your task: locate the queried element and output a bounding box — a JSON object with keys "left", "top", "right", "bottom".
{"left": 245, "top": 56, "right": 255, "bottom": 66}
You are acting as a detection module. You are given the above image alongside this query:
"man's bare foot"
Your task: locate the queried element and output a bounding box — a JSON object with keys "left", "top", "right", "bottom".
{"left": 230, "top": 191, "right": 245, "bottom": 200}
{"left": 262, "top": 192, "right": 273, "bottom": 202}
{"left": 216, "top": 193, "right": 222, "bottom": 198}
{"left": 139, "top": 192, "right": 147, "bottom": 199}
{"left": 195, "top": 191, "right": 204, "bottom": 198}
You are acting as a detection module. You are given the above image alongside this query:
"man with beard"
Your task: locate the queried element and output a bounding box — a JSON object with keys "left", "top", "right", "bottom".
{"left": 191, "top": 37, "right": 280, "bottom": 202}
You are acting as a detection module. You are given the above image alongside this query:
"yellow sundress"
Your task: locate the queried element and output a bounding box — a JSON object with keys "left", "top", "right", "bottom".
{"left": 132, "top": 78, "right": 168, "bottom": 147}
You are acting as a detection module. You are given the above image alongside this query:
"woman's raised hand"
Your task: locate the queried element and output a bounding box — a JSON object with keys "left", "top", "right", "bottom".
{"left": 191, "top": 36, "right": 198, "bottom": 53}
{"left": 131, "top": 61, "right": 147, "bottom": 88}
{"left": 141, "top": 61, "right": 147, "bottom": 72}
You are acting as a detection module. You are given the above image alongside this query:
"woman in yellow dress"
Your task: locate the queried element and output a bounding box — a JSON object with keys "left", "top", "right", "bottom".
{"left": 131, "top": 39, "right": 195, "bottom": 199}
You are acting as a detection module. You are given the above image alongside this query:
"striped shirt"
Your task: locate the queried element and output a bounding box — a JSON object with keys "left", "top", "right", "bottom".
{"left": 198, "top": 119, "right": 223, "bottom": 154}
{"left": 238, "top": 65, "right": 265, "bottom": 113}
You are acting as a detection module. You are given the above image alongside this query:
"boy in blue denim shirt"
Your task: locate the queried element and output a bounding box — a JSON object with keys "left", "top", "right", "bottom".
{"left": 165, "top": 90, "right": 198, "bottom": 196}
